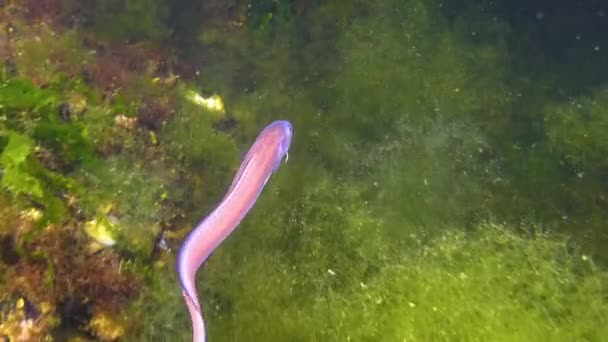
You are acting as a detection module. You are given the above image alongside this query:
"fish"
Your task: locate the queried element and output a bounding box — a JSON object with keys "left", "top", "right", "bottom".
{"left": 177, "top": 120, "right": 293, "bottom": 342}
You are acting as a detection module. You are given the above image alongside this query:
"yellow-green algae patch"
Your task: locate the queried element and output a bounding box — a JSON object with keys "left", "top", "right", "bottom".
{"left": 201, "top": 223, "right": 608, "bottom": 341}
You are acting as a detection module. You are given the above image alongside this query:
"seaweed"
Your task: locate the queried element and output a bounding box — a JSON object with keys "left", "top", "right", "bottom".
{"left": 61, "top": 0, "right": 171, "bottom": 42}
{"left": 0, "top": 12, "right": 186, "bottom": 339}
{"left": 1, "top": 0, "right": 607, "bottom": 341}
{"left": 3, "top": 225, "right": 140, "bottom": 340}
{"left": 0, "top": 131, "right": 69, "bottom": 236}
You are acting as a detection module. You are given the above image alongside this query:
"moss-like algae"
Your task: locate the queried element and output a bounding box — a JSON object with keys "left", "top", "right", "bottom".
{"left": 1, "top": 0, "right": 607, "bottom": 341}
{"left": 0, "top": 7, "right": 190, "bottom": 340}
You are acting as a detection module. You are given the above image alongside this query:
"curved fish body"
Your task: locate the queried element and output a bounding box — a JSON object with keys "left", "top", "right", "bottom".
{"left": 177, "top": 120, "right": 293, "bottom": 342}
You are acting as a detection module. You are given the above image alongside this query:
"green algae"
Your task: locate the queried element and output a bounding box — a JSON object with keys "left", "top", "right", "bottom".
{"left": 123, "top": 177, "right": 608, "bottom": 341}
{"left": 1, "top": 0, "right": 607, "bottom": 341}
{"left": 138, "top": 1, "right": 605, "bottom": 340}
{"left": 123, "top": 262, "right": 192, "bottom": 341}
{"left": 324, "top": 224, "right": 608, "bottom": 341}
{"left": 60, "top": 0, "right": 171, "bottom": 42}
{"left": 545, "top": 86, "right": 608, "bottom": 174}
{"left": 0, "top": 132, "right": 44, "bottom": 199}
{"left": 0, "top": 21, "right": 185, "bottom": 251}
{"left": 0, "top": 20, "right": 187, "bottom": 339}
{"left": 182, "top": 217, "right": 608, "bottom": 341}
{"left": 0, "top": 129, "right": 70, "bottom": 232}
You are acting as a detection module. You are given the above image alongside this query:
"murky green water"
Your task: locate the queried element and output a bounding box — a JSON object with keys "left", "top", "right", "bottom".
{"left": 0, "top": 1, "right": 606, "bottom": 341}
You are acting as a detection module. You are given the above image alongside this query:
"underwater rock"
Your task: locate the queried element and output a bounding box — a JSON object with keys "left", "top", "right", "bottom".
{"left": 113, "top": 114, "right": 138, "bottom": 130}
{"left": 0, "top": 296, "right": 54, "bottom": 341}
{"left": 58, "top": 93, "right": 88, "bottom": 122}
{"left": 87, "top": 311, "right": 126, "bottom": 341}
{"left": 0, "top": 235, "right": 19, "bottom": 265}
{"left": 183, "top": 89, "right": 225, "bottom": 116}
{"left": 58, "top": 102, "right": 72, "bottom": 122}
{"left": 136, "top": 98, "right": 173, "bottom": 131}
{"left": 84, "top": 218, "right": 116, "bottom": 248}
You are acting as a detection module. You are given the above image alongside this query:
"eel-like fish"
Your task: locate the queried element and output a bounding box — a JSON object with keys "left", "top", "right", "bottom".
{"left": 177, "top": 120, "right": 293, "bottom": 342}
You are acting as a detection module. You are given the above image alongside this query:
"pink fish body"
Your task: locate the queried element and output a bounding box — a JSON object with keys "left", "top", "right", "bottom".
{"left": 177, "top": 120, "right": 293, "bottom": 342}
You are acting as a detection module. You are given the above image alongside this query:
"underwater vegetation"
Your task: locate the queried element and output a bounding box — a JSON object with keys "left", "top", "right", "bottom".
{"left": 206, "top": 220, "right": 608, "bottom": 341}
{"left": 0, "top": 0, "right": 607, "bottom": 341}
{"left": 0, "top": 2, "right": 193, "bottom": 340}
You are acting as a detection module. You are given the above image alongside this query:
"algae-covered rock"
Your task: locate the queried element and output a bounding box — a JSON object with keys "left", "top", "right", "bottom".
{"left": 0, "top": 296, "right": 56, "bottom": 342}
{"left": 87, "top": 311, "right": 128, "bottom": 341}
{"left": 183, "top": 88, "right": 226, "bottom": 116}
{"left": 84, "top": 217, "right": 116, "bottom": 248}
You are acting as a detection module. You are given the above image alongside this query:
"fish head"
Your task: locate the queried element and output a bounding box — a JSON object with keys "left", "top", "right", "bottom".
{"left": 275, "top": 120, "right": 293, "bottom": 158}
{"left": 262, "top": 120, "right": 292, "bottom": 172}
